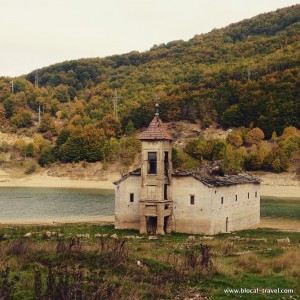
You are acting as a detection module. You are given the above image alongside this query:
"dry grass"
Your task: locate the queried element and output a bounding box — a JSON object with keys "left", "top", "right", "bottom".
{"left": 4, "top": 239, "right": 57, "bottom": 256}
{"left": 213, "top": 257, "right": 242, "bottom": 277}
{"left": 237, "top": 249, "right": 300, "bottom": 276}
{"left": 238, "top": 252, "right": 264, "bottom": 273}
{"left": 270, "top": 249, "right": 300, "bottom": 276}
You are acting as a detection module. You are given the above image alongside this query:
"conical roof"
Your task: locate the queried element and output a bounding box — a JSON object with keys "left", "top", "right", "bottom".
{"left": 139, "top": 115, "right": 172, "bottom": 140}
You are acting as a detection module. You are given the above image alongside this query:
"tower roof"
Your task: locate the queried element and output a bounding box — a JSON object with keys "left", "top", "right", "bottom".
{"left": 139, "top": 115, "right": 172, "bottom": 140}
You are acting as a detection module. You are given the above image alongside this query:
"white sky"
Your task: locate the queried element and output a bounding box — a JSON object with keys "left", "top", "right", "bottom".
{"left": 1, "top": 0, "right": 299, "bottom": 77}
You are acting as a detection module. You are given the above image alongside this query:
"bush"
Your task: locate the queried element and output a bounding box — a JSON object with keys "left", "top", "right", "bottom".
{"left": 0, "top": 152, "right": 7, "bottom": 165}
{"left": 25, "top": 143, "right": 35, "bottom": 157}
{"left": 226, "top": 131, "right": 243, "bottom": 148}
{"left": 263, "top": 148, "right": 290, "bottom": 172}
{"left": 0, "top": 105, "right": 6, "bottom": 126}
{"left": 14, "top": 139, "right": 27, "bottom": 157}
{"left": 10, "top": 109, "right": 33, "bottom": 128}
{"left": 38, "top": 148, "right": 56, "bottom": 167}
{"left": 282, "top": 126, "right": 298, "bottom": 139}
{"left": 24, "top": 162, "right": 37, "bottom": 174}
{"left": 222, "top": 145, "right": 244, "bottom": 174}
{"left": 172, "top": 148, "right": 198, "bottom": 170}
{"left": 245, "top": 127, "right": 265, "bottom": 145}
{"left": 125, "top": 120, "right": 136, "bottom": 136}
{"left": 38, "top": 113, "right": 57, "bottom": 135}
{"left": 0, "top": 141, "right": 10, "bottom": 152}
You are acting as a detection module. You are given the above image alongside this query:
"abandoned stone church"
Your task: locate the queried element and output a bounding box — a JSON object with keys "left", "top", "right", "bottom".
{"left": 114, "top": 107, "right": 260, "bottom": 235}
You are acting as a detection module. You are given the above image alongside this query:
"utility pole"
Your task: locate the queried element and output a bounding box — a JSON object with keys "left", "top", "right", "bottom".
{"left": 11, "top": 80, "right": 14, "bottom": 94}
{"left": 247, "top": 65, "right": 251, "bottom": 81}
{"left": 35, "top": 71, "right": 39, "bottom": 87}
{"left": 38, "top": 105, "right": 41, "bottom": 126}
{"left": 113, "top": 88, "right": 119, "bottom": 118}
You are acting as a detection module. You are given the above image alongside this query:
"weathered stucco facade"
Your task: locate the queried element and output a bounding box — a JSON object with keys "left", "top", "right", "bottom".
{"left": 114, "top": 107, "right": 260, "bottom": 235}
{"left": 171, "top": 174, "right": 260, "bottom": 234}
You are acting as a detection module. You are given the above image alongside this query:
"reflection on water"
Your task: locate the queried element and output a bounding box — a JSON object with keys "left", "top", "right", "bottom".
{"left": 0, "top": 187, "right": 114, "bottom": 222}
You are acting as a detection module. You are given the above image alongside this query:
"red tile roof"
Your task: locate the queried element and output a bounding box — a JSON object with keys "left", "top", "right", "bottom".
{"left": 139, "top": 116, "right": 172, "bottom": 140}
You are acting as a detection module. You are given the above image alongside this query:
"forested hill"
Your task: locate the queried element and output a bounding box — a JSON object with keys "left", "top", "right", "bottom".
{"left": 1, "top": 4, "right": 300, "bottom": 138}
{"left": 22, "top": 4, "right": 299, "bottom": 137}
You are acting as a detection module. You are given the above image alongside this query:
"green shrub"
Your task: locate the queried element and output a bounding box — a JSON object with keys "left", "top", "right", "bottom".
{"left": 10, "top": 109, "right": 33, "bottom": 128}
{"left": 24, "top": 162, "right": 37, "bottom": 174}
{"left": 38, "top": 148, "right": 56, "bottom": 167}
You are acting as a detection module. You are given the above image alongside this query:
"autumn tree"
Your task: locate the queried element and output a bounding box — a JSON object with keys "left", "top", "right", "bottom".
{"left": 82, "top": 125, "right": 106, "bottom": 162}
{"left": 245, "top": 127, "right": 265, "bottom": 145}
{"left": 59, "top": 127, "right": 85, "bottom": 163}
{"left": 119, "top": 137, "right": 141, "bottom": 166}
{"left": 105, "top": 138, "right": 120, "bottom": 162}
{"left": 10, "top": 109, "right": 33, "bottom": 128}
{"left": 226, "top": 131, "right": 243, "bottom": 148}
{"left": 3, "top": 98, "right": 14, "bottom": 118}
{"left": 54, "top": 84, "right": 70, "bottom": 103}
{"left": 282, "top": 126, "right": 298, "bottom": 139}
{"left": 222, "top": 145, "right": 244, "bottom": 174}
{"left": 0, "top": 105, "right": 6, "bottom": 126}
{"left": 38, "top": 113, "right": 57, "bottom": 135}
{"left": 100, "top": 114, "right": 122, "bottom": 138}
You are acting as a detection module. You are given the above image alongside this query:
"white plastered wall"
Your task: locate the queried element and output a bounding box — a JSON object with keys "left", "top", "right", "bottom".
{"left": 210, "top": 183, "right": 260, "bottom": 234}
{"left": 172, "top": 176, "right": 213, "bottom": 234}
{"left": 114, "top": 176, "right": 141, "bottom": 230}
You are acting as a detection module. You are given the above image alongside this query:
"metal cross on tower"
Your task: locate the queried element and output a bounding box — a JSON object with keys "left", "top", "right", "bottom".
{"left": 154, "top": 94, "right": 160, "bottom": 116}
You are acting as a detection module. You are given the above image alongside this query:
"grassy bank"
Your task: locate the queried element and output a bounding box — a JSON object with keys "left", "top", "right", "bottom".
{"left": 261, "top": 196, "right": 300, "bottom": 220}
{"left": 0, "top": 224, "right": 299, "bottom": 299}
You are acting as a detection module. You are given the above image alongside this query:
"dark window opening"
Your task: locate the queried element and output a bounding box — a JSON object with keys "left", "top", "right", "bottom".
{"left": 164, "top": 205, "right": 169, "bottom": 210}
{"left": 255, "top": 191, "right": 257, "bottom": 198}
{"left": 248, "top": 192, "right": 250, "bottom": 199}
{"left": 190, "top": 195, "right": 195, "bottom": 205}
{"left": 235, "top": 195, "right": 237, "bottom": 201}
{"left": 164, "top": 151, "right": 169, "bottom": 177}
{"left": 148, "top": 152, "right": 157, "bottom": 174}
{"left": 164, "top": 184, "right": 168, "bottom": 200}
{"left": 130, "top": 193, "right": 134, "bottom": 203}
{"left": 221, "top": 197, "right": 224, "bottom": 204}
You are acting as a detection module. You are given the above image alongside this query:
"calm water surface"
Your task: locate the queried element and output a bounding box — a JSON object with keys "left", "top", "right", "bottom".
{"left": 0, "top": 187, "right": 114, "bottom": 222}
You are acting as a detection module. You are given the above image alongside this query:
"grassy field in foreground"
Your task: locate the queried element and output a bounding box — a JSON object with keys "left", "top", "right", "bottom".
{"left": 0, "top": 224, "right": 299, "bottom": 300}
{"left": 261, "top": 196, "right": 300, "bottom": 220}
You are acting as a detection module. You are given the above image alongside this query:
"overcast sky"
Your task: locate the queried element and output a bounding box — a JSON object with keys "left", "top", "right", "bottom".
{"left": 1, "top": 0, "right": 299, "bottom": 77}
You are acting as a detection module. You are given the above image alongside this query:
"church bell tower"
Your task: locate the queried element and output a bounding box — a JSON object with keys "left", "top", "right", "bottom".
{"left": 139, "top": 104, "right": 173, "bottom": 235}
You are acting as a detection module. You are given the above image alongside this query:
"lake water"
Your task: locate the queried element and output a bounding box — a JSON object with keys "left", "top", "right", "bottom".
{"left": 0, "top": 187, "right": 114, "bottom": 222}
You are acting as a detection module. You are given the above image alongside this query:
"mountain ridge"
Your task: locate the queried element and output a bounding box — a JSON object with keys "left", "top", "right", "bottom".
{"left": 0, "top": 4, "right": 299, "bottom": 140}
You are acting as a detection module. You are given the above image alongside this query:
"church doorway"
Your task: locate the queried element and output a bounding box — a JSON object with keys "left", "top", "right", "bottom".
{"left": 225, "top": 217, "right": 229, "bottom": 232}
{"left": 163, "top": 216, "right": 169, "bottom": 233}
{"left": 146, "top": 216, "right": 157, "bottom": 234}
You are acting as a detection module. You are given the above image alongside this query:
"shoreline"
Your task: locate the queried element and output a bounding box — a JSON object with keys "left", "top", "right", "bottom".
{"left": 260, "top": 184, "right": 300, "bottom": 198}
{"left": 0, "top": 171, "right": 116, "bottom": 190}
{"left": 0, "top": 171, "right": 299, "bottom": 197}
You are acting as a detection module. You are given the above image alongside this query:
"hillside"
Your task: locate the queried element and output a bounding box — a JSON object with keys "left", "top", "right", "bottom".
{"left": 0, "top": 5, "right": 299, "bottom": 176}
{"left": 16, "top": 4, "right": 300, "bottom": 137}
